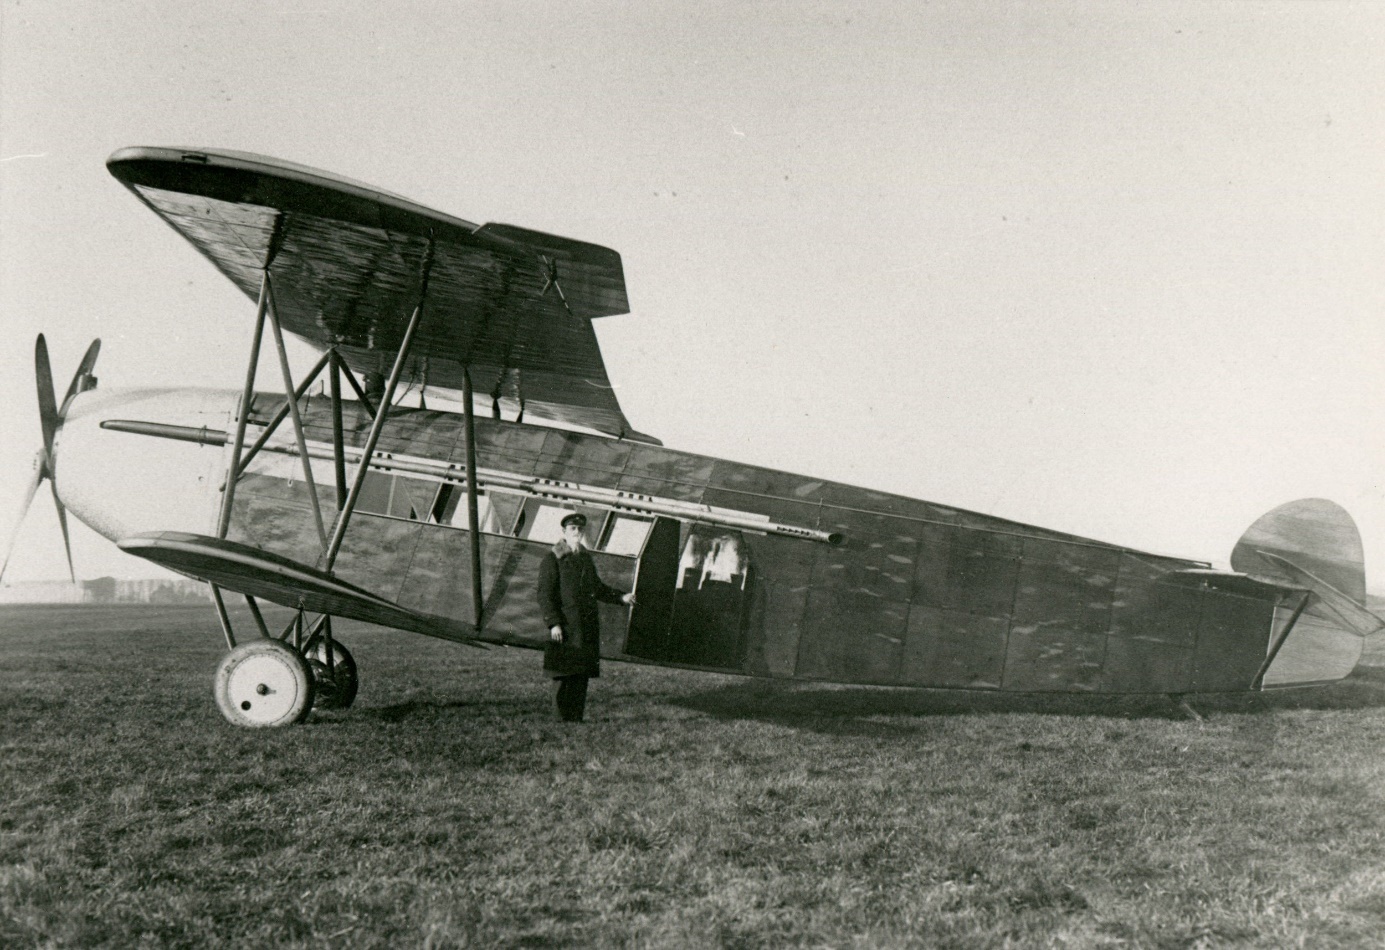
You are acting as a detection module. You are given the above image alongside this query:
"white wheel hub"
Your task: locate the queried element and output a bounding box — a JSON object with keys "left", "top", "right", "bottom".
{"left": 214, "top": 640, "right": 314, "bottom": 727}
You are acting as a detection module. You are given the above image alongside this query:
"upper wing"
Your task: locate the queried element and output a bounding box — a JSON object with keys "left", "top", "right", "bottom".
{"left": 106, "top": 146, "right": 656, "bottom": 442}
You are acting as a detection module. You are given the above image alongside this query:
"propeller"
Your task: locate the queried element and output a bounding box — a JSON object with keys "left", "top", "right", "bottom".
{"left": 0, "top": 335, "right": 100, "bottom": 585}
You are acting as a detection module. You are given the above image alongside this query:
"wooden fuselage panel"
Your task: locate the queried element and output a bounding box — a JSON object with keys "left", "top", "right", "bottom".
{"left": 226, "top": 398, "right": 1284, "bottom": 693}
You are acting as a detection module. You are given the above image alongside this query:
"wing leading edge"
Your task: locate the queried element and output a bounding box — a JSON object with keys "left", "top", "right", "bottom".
{"left": 106, "top": 146, "right": 656, "bottom": 443}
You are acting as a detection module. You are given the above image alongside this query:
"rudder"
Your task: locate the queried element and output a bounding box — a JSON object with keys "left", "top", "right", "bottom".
{"left": 1232, "top": 499, "right": 1379, "bottom": 687}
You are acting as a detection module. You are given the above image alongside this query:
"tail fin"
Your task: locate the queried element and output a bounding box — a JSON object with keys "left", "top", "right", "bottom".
{"left": 1233, "top": 499, "right": 1382, "bottom": 687}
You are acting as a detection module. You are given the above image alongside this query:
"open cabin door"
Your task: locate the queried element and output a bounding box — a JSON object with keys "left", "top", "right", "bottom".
{"left": 625, "top": 517, "right": 681, "bottom": 657}
{"left": 623, "top": 519, "right": 753, "bottom": 669}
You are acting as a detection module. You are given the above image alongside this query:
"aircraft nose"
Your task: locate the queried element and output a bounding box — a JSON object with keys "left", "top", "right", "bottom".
{"left": 53, "top": 386, "right": 241, "bottom": 547}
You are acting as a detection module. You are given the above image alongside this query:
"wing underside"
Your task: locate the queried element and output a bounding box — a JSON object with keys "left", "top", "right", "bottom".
{"left": 119, "top": 531, "right": 482, "bottom": 645}
{"left": 107, "top": 146, "right": 653, "bottom": 441}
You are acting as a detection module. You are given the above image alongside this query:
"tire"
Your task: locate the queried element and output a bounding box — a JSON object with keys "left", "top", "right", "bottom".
{"left": 214, "top": 640, "right": 315, "bottom": 728}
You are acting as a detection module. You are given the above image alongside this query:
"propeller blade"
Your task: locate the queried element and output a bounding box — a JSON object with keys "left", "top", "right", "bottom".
{"left": 0, "top": 453, "right": 45, "bottom": 585}
{"left": 28, "top": 335, "right": 79, "bottom": 584}
{"left": 59, "top": 338, "right": 101, "bottom": 417}
{"left": 50, "top": 482, "right": 75, "bottom": 584}
{"left": 35, "top": 335, "right": 58, "bottom": 457}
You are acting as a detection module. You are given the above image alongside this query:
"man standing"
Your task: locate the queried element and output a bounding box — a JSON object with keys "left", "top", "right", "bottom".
{"left": 536, "top": 513, "right": 635, "bottom": 722}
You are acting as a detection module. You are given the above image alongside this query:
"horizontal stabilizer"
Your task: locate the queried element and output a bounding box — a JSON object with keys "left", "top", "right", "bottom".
{"left": 118, "top": 532, "right": 483, "bottom": 646}
{"left": 1163, "top": 568, "right": 1292, "bottom": 597}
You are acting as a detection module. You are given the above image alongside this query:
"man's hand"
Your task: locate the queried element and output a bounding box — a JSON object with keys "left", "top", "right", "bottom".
{"left": 549, "top": 625, "right": 564, "bottom": 643}
{"left": 621, "top": 592, "right": 636, "bottom": 606}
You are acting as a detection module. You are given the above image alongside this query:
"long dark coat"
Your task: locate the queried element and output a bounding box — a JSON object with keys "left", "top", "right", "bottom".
{"left": 537, "top": 540, "right": 627, "bottom": 678}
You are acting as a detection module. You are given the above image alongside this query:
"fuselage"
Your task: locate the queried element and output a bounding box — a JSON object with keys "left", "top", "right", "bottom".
{"left": 52, "top": 385, "right": 1357, "bottom": 693}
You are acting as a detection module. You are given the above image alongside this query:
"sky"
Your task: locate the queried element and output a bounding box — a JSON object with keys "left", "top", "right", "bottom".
{"left": 1, "top": 1, "right": 1382, "bottom": 589}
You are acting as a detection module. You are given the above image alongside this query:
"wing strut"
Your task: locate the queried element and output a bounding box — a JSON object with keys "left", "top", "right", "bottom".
{"left": 334, "top": 359, "right": 377, "bottom": 419}
{"left": 210, "top": 584, "right": 237, "bottom": 650}
{"left": 462, "top": 367, "right": 484, "bottom": 630}
{"left": 217, "top": 269, "right": 271, "bottom": 539}
{"left": 328, "top": 351, "right": 348, "bottom": 508}
{"left": 265, "top": 278, "right": 327, "bottom": 551}
{"left": 323, "top": 240, "right": 436, "bottom": 572}
{"left": 236, "top": 350, "right": 331, "bottom": 476}
{"left": 210, "top": 264, "right": 275, "bottom": 626}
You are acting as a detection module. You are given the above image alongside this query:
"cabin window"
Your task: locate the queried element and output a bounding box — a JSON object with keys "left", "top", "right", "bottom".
{"left": 518, "top": 501, "right": 589, "bottom": 544}
{"left": 599, "top": 515, "right": 653, "bottom": 556}
{"left": 431, "top": 484, "right": 524, "bottom": 534}
{"left": 515, "top": 500, "right": 607, "bottom": 546}
{"left": 678, "top": 528, "right": 749, "bottom": 590}
{"left": 354, "top": 472, "right": 438, "bottom": 521}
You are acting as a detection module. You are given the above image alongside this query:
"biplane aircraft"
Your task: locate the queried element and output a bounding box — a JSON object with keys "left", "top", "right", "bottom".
{"left": 4, "top": 146, "right": 1381, "bottom": 727}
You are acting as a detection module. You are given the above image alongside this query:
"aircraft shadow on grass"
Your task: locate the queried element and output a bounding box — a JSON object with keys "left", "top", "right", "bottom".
{"left": 352, "top": 696, "right": 540, "bottom": 724}
{"left": 670, "top": 664, "right": 1385, "bottom": 734}
{"left": 338, "top": 666, "right": 1385, "bottom": 733}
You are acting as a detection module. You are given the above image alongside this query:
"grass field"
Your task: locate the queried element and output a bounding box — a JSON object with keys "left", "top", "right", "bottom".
{"left": 2, "top": 604, "right": 1385, "bottom": 948}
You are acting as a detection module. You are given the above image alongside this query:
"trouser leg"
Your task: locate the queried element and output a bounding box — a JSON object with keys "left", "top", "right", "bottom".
{"left": 570, "top": 675, "right": 588, "bottom": 720}
{"left": 555, "top": 675, "right": 589, "bottom": 722}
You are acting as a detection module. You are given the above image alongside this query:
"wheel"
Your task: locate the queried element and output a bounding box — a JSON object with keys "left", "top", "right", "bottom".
{"left": 306, "top": 640, "right": 358, "bottom": 710}
{"left": 307, "top": 640, "right": 358, "bottom": 711}
{"left": 214, "top": 640, "right": 315, "bottom": 728}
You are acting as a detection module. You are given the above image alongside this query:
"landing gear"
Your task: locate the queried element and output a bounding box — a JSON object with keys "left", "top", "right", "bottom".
{"left": 209, "top": 593, "right": 357, "bottom": 727}
{"left": 214, "top": 640, "right": 315, "bottom": 727}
